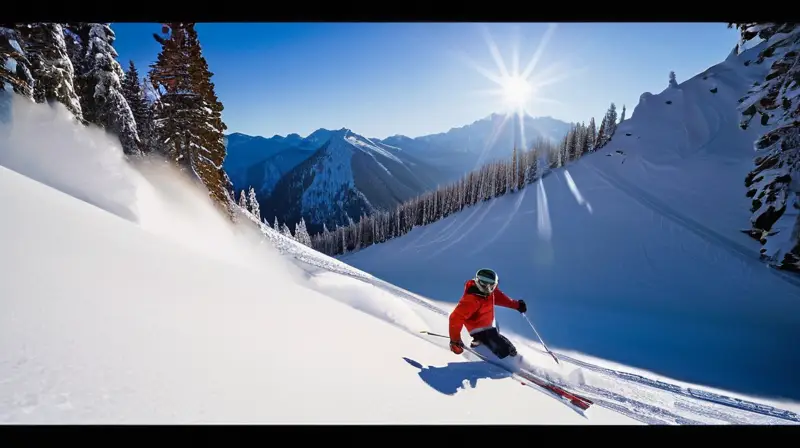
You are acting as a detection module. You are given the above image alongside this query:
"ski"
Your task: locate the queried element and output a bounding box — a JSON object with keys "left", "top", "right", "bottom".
{"left": 419, "top": 330, "right": 594, "bottom": 412}
{"left": 464, "top": 344, "right": 593, "bottom": 411}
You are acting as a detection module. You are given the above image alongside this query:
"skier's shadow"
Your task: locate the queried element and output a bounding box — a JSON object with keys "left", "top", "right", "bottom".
{"left": 403, "top": 357, "right": 510, "bottom": 395}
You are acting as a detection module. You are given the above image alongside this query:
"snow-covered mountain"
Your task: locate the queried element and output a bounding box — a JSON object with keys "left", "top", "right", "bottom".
{"left": 224, "top": 115, "right": 572, "bottom": 201}
{"left": 377, "top": 114, "right": 573, "bottom": 181}
{"left": 3, "top": 85, "right": 800, "bottom": 425}
{"left": 222, "top": 132, "right": 318, "bottom": 194}
{"left": 337, "top": 38, "right": 800, "bottom": 405}
{"left": 261, "top": 128, "right": 442, "bottom": 234}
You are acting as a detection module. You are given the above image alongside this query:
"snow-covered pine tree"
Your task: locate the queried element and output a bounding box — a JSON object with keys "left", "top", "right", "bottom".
{"left": 516, "top": 149, "right": 527, "bottom": 191}
{"left": 565, "top": 126, "right": 577, "bottom": 162}
{"left": 238, "top": 190, "right": 247, "bottom": 209}
{"left": 547, "top": 138, "right": 560, "bottom": 168}
{"left": 619, "top": 105, "right": 626, "bottom": 123}
{"left": 121, "top": 60, "right": 155, "bottom": 154}
{"left": 281, "top": 222, "right": 294, "bottom": 240}
{"left": 186, "top": 24, "right": 233, "bottom": 214}
{"left": 62, "top": 24, "right": 85, "bottom": 88}
{"left": 586, "top": 117, "right": 597, "bottom": 152}
{"left": 527, "top": 148, "right": 539, "bottom": 184}
{"left": 149, "top": 23, "right": 232, "bottom": 217}
{"left": 351, "top": 215, "right": 362, "bottom": 249}
{"left": 273, "top": 216, "right": 280, "bottom": 231}
{"left": 668, "top": 71, "right": 678, "bottom": 88}
{"left": 0, "top": 25, "right": 34, "bottom": 99}
{"left": 370, "top": 214, "right": 377, "bottom": 246}
{"left": 294, "top": 218, "right": 312, "bottom": 246}
{"left": 509, "top": 147, "right": 518, "bottom": 193}
{"left": 321, "top": 223, "right": 330, "bottom": 244}
{"left": 15, "top": 23, "right": 83, "bottom": 121}
{"left": 595, "top": 114, "right": 607, "bottom": 150}
{"left": 247, "top": 186, "right": 260, "bottom": 222}
{"left": 736, "top": 23, "right": 800, "bottom": 271}
{"left": 558, "top": 133, "right": 568, "bottom": 167}
{"left": 606, "top": 103, "right": 618, "bottom": 142}
{"left": 573, "top": 123, "right": 585, "bottom": 160}
{"left": 76, "top": 23, "right": 140, "bottom": 156}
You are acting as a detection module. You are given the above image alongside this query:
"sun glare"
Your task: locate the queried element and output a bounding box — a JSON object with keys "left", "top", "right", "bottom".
{"left": 461, "top": 23, "right": 580, "bottom": 120}
{"left": 501, "top": 75, "right": 533, "bottom": 108}
{"left": 458, "top": 23, "right": 588, "bottom": 241}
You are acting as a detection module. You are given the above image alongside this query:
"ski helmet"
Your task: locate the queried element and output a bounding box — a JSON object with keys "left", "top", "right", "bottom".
{"left": 474, "top": 268, "right": 498, "bottom": 293}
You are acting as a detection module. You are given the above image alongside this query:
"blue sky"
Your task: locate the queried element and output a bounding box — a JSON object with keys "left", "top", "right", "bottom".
{"left": 112, "top": 22, "right": 739, "bottom": 140}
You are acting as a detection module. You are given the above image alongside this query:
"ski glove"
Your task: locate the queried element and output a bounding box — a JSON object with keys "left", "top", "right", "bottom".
{"left": 517, "top": 300, "right": 527, "bottom": 314}
{"left": 450, "top": 340, "right": 464, "bottom": 355}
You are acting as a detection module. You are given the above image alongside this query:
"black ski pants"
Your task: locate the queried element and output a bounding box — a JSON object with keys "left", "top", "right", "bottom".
{"left": 471, "top": 327, "right": 518, "bottom": 359}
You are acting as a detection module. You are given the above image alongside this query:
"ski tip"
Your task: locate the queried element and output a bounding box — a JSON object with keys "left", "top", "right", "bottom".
{"left": 573, "top": 400, "right": 592, "bottom": 410}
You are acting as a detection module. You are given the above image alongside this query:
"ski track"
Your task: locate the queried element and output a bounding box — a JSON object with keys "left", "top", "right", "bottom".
{"left": 469, "top": 186, "right": 528, "bottom": 256}
{"left": 256, "top": 219, "right": 800, "bottom": 425}
{"left": 578, "top": 384, "right": 705, "bottom": 425}
{"left": 589, "top": 161, "right": 800, "bottom": 290}
{"left": 428, "top": 199, "right": 501, "bottom": 260}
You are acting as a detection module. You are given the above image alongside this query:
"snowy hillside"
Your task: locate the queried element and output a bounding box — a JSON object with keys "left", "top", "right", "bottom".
{"left": 2, "top": 96, "right": 798, "bottom": 424}
{"left": 338, "top": 41, "right": 800, "bottom": 406}
{"left": 262, "top": 128, "right": 442, "bottom": 234}
{"left": 378, "top": 114, "right": 572, "bottom": 182}
{"left": 0, "top": 96, "right": 636, "bottom": 424}
{"left": 246, "top": 196, "right": 800, "bottom": 425}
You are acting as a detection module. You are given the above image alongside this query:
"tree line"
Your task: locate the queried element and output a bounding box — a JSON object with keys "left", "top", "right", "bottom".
{"left": 307, "top": 103, "right": 624, "bottom": 257}
{"left": 0, "top": 23, "right": 234, "bottom": 217}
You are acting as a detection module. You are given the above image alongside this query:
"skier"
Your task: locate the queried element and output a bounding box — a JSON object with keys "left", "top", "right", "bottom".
{"left": 448, "top": 268, "right": 527, "bottom": 359}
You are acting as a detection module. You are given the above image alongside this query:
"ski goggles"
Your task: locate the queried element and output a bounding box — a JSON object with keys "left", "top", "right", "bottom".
{"left": 476, "top": 274, "right": 497, "bottom": 292}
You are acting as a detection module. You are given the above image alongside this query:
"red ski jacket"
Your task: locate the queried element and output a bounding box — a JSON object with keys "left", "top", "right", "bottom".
{"left": 448, "top": 279, "right": 522, "bottom": 342}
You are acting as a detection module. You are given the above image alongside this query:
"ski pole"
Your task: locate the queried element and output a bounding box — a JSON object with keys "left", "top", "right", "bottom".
{"left": 419, "top": 330, "right": 449, "bottom": 340}
{"left": 521, "top": 313, "right": 559, "bottom": 365}
{"left": 420, "top": 330, "right": 466, "bottom": 349}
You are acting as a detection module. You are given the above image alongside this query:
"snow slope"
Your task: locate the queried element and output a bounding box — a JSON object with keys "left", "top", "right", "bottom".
{"left": 0, "top": 96, "right": 639, "bottom": 424}
{"left": 3, "top": 54, "right": 798, "bottom": 426}
{"left": 256, "top": 208, "right": 800, "bottom": 425}
{"left": 338, "top": 42, "right": 800, "bottom": 406}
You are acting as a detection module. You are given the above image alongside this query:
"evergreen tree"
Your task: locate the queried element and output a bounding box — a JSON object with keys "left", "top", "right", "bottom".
{"left": 76, "top": 23, "right": 140, "bottom": 156}
{"left": 668, "top": 71, "right": 678, "bottom": 88}
{"left": 247, "top": 186, "right": 260, "bottom": 222}
{"left": 15, "top": 23, "right": 83, "bottom": 120}
{"left": 273, "top": 216, "right": 280, "bottom": 231}
{"left": 619, "top": 105, "right": 626, "bottom": 123}
{"left": 294, "top": 218, "right": 312, "bottom": 247}
{"left": 737, "top": 23, "right": 800, "bottom": 271}
{"left": 281, "top": 222, "right": 294, "bottom": 239}
{"left": 149, "top": 23, "right": 232, "bottom": 216}
{"left": 606, "top": 103, "right": 618, "bottom": 140}
{"left": 0, "top": 25, "right": 34, "bottom": 99}
{"left": 586, "top": 117, "right": 597, "bottom": 152}
{"left": 510, "top": 146, "right": 518, "bottom": 192}
{"left": 238, "top": 190, "right": 247, "bottom": 209}
{"left": 574, "top": 122, "right": 587, "bottom": 159}
{"left": 596, "top": 115, "right": 607, "bottom": 149}
{"left": 121, "top": 60, "right": 154, "bottom": 154}
{"left": 62, "top": 24, "right": 84, "bottom": 79}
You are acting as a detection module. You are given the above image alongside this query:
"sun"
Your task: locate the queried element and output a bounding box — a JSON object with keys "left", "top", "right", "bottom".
{"left": 501, "top": 75, "right": 534, "bottom": 108}
{"left": 461, "top": 23, "right": 578, "bottom": 120}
